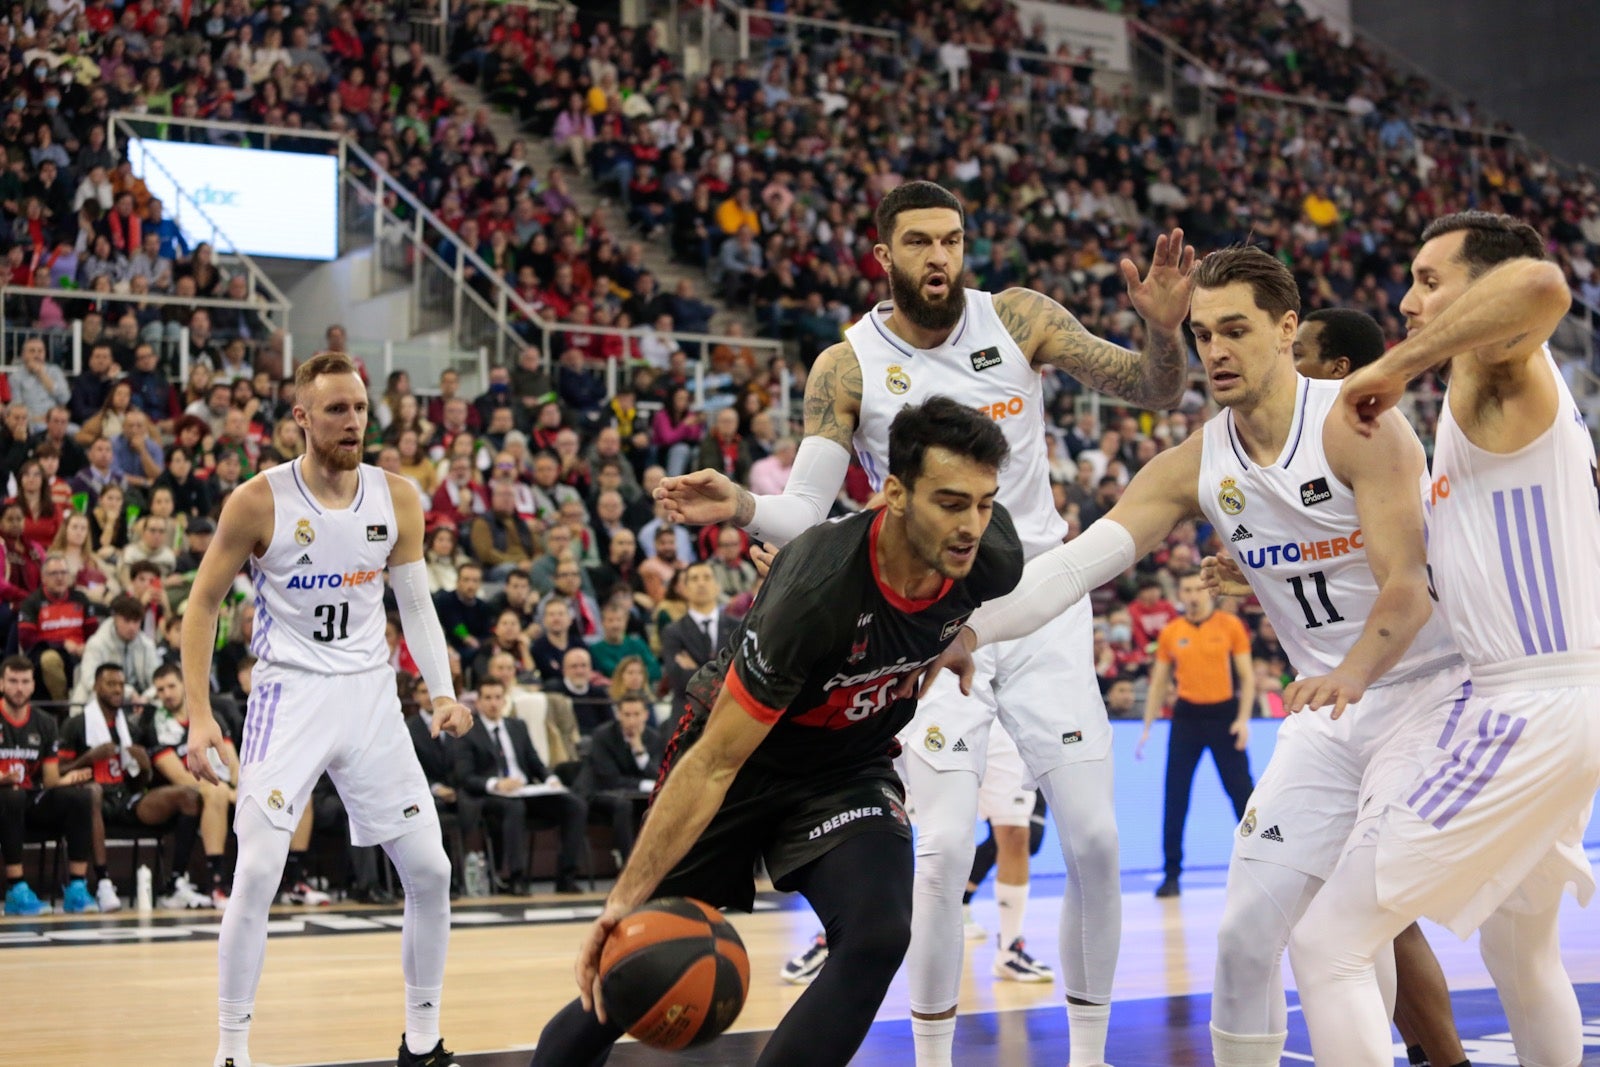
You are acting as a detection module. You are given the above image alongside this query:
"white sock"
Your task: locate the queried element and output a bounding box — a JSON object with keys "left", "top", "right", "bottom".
{"left": 405, "top": 985, "right": 443, "bottom": 1055}
{"left": 1067, "top": 1001, "right": 1110, "bottom": 1067}
{"left": 216, "top": 997, "right": 254, "bottom": 1066}
{"left": 911, "top": 1015, "right": 956, "bottom": 1066}
{"left": 995, "top": 880, "right": 1027, "bottom": 950}
{"left": 1210, "top": 1022, "right": 1288, "bottom": 1067}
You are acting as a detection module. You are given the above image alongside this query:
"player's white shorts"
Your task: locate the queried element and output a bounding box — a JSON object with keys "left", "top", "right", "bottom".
{"left": 1234, "top": 660, "right": 1469, "bottom": 881}
{"left": 1373, "top": 652, "right": 1600, "bottom": 938}
{"left": 898, "top": 598, "right": 1110, "bottom": 779}
{"left": 977, "top": 726, "right": 1032, "bottom": 828}
{"left": 236, "top": 662, "right": 437, "bottom": 847}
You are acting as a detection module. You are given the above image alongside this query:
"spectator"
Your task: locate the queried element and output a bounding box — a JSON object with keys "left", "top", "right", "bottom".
{"left": 85, "top": 482, "right": 128, "bottom": 564}
{"left": 472, "top": 608, "right": 536, "bottom": 687}
{"left": 12, "top": 459, "right": 61, "bottom": 551}
{"left": 112, "top": 407, "right": 165, "bottom": 489}
{"left": 586, "top": 602, "right": 661, "bottom": 687}
{"left": 433, "top": 560, "right": 494, "bottom": 657}
{"left": 582, "top": 692, "right": 662, "bottom": 865}
{"left": 71, "top": 594, "right": 159, "bottom": 705}
{"left": 19, "top": 550, "right": 99, "bottom": 702}
{"left": 546, "top": 645, "right": 609, "bottom": 735}
{"left": 29, "top": 407, "right": 89, "bottom": 480}
{"left": 468, "top": 482, "right": 538, "bottom": 581}
{"left": 539, "top": 556, "right": 601, "bottom": 641}
{"left": 650, "top": 386, "right": 702, "bottom": 477}
{"left": 660, "top": 562, "right": 736, "bottom": 714}
{"left": 48, "top": 512, "right": 109, "bottom": 605}
{"left": 119, "top": 514, "right": 177, "bottom": 587}
{"left": 425, "top": 525, "right": 467, "bottom": 594}
{"left": 489, "top": 569, "right": 541, "bottom": 638}
{"left": 528, "top": 450, "right": 584, "bottom": 526}
{"left": 747, "top": 436, "right": 797, "bottom": 496}
{"left": 430, "top": 454, "right": 487, "bottom": 526}
{"left": 707, "top": 525, "right": 758, "bottom": 601}
{"left": 1128, "top": 577, "right": 1181, "bottom": 654}
{"left": 68, "top": 343, "right": 118, "bottom": 425}
{"left": 10, "top": 339, "right": 70, "bottom": 432}
{"left": 696, "top": 406, "right": 753, "bottom": 485}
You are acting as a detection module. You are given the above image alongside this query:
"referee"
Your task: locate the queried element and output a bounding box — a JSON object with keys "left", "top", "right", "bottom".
{"left": 1138, "top": 571, "right": 1255, "bottom": 898}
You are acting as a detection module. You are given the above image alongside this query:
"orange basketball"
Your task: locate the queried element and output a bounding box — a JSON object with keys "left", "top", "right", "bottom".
{"left": 598, "top": 897, "right": 751, "bottom": 1050}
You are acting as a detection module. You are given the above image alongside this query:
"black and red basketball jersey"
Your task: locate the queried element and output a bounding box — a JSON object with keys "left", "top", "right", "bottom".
{"left": 0, "top": 703, "right": 59, "bottom": 789}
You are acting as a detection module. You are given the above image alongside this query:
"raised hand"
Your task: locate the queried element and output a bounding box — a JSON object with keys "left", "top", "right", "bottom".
{"left": 1120, "top": 227, "right": 1198, "bottom": 335}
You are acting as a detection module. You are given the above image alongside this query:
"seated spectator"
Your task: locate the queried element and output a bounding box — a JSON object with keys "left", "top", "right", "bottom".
{"left": 185, "top": 381, "right": 233, "bottom": 439}
{"left": 85, "top": 482, "right": 128, "bottom": 565}
{"left": 70, "top": 594, "right": 160, "bottom": 705}
{"left": 119, "top": 514, "right": 177, "bottom": 588}
{"left": 451, "top": 678, "right": 587, "bottom": 894}
{"left": 19, "top": 550, "right": 101, "bottom": 710}
{"left": 49, "top": 512, "right": 109, "bottom": 605}
{"left": 434, "top": 561, "right": 494, "bottom": 659}
{"left": 588, "top": 527, "right": 645, "bottom": 607}
{"left": 528, "top": 450, "right": 583, "bottom": 528}
{"left": 403, "top": 676, "right": 459, "bottom": 821}
{"left": 10, "top": 338, "right": 70, "bottom": 433}
{"left": 126, "top": 560, "right": 173, "bottom": 642}
{"left": 34, "top": 444, "right": 72, "bottom": 516}
{"left": 530, "top": 598, "right": 578, "bottom": 683}
{"left": 582, "top": 692, "right": 663, "bottom": 865}
{"left": 28, "top": 407, "right": 89, "bottom": 481}
{"left": 468, "top": 482, "right": 538, "bottom": 581}
{"left": 650, "top": 386, "right": 702, "bottom": 477}
{"left": 546, "top": 645, "right": 610, "bottom": 735}
{"left": 431, "top": 454, "right": 487, "bottom": 527}
{"left": 425, "top": 525, "right": 467, "bottom": 594}
{"left": 707, "top": 525, "right": 757, "bottom": 601}
{"left": 208, "top": 449, "right": 246, "bottom": 505}
{"left": 695, "top": 406, "right": 752, "bottom": 486}
{"left": 660, "top": 561, "right": 736, "bottom": 713}
{"left": 12, "top": 459, "right": 61, "bottom": 551}
{"left": 586, "top": 603, "right": 661, "bottom": 688}
{"left": 153, "top": 447, "right": 214, "bottom": 521}
{"left": 68, "top": 342, "right": 118, "bottom": 425}
{"left": 485, "top": 451, "right": 536, "bottom": 519}
{"left": 125, "top": 344, "right": 173, "bottom": 424}
{"left": 538, "top": 556, "right": 601, "bottom": 641}
{"left": 747, "top": 436, "right": 797, "bottom": 496}
{"left": 473, "top": 608, "right": 536, "bottom": 686}
{"left": 489, "top": 568, "right": 541, "bottom": 638}
{"left": 112, "top": 407, "right": 166, "bottom": 489}
{"left": 71, "top": 436, "right": 126, "bottom": 506}
{"left": 395, "top": 430, "right": 439, "bottom": 496}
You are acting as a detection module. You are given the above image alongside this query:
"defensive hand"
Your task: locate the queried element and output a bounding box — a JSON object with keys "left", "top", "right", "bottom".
{"left": 1121, "top": 227, "right": 1198, "bottom": 334}
{"left": 1283, "top": 669, "right": 1365, "bottom": 721}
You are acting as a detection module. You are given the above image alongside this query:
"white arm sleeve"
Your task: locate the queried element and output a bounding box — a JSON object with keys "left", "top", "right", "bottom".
{"left": 967, "top": 520, "right": 1137, "bottom": 647}
{"left": 390, "top": 558, "right": 457, "bottom": 703}
{"left": 744, "top": 436, "right": 854, "bottom": 547}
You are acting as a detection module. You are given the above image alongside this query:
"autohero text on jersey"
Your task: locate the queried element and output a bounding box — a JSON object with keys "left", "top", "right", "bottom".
{"left": 285, "top": 569, "right": 383, "bottom": 591}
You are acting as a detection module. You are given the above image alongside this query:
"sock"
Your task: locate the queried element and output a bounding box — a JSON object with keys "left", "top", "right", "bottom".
{"left": 1210, "top": 1022, "right": 1289, "bottom": 1067}
{"left": 995, "top": 880, "right": 1027, "bottom": 950}
{"left": 1449, "top": 1062, "right": 1471, "bottom": 1067}
{"left": 208, "top": 855, "right": 227, "bottom": 892}
{"left": 217, "top": 996, "right": 254, "bottom": 1066}
{"left": 1067, "top": 1001, "right": 1111, "bottom": 1067}
{"left": 1406, "top": 1045, "right": 1429, "bottom": 1066}
{"left": 911, "top": 1015, "right": 955, "bottom": 1066}
{"left": 3, "top": 872, "right": 15, "bottom": 891}
{"left": 283, "top": 850, "right": 306, "bottom": 889}
{"left": 94, "top": 863, "right": 109, "bottom": 883}
{"left": 961, "top": 885, "right": 975, "bottom": 905}
{"left": 404, "top": 985, "right": 442, "bottom": 1055}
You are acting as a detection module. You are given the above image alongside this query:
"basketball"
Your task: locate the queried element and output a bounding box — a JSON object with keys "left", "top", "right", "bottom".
{"left": 598, "top": 897, "right": 751, "bottom": 1050}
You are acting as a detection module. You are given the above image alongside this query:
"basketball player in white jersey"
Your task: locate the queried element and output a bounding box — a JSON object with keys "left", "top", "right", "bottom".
{"left": 1290, "top": 214, "right": 1600, "bottom": 1065}
{"left": 658, "top": 180, "right": 1196, "bottom": 1065}
{"left": 911, "top": 246, "right": 1471, "bottom": 1067}
{"left": 182, "top": 352, "right": 474, "bottom": 1067}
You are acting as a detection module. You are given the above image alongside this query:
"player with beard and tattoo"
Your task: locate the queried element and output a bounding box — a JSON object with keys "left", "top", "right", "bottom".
{"left": 657, "top": 180, "right": 1195, "bottom": 1066}
{"left": 183, "top": 352, "right": 474, "bottom": 1067}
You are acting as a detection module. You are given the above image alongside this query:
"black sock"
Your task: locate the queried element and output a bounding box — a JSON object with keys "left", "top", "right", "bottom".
{"left": 167, "top": 813, "right": 200, "bottom": 892}
{"left": 3, "top": 872, "right": 15, "bottom": 891}
{"left": 283, "top": 850, "right": 306, "bottom": 889}
{"left": 1405, "top": 1044, "right": 1428, "bottom": 1065}
{"left": 94, "top": 863, "right": 109, "bottom": 883}
{"left": 1449, "top": 1061, "right": 1471, "bottom": 1067}
{"left": 207, "top": 854, "right": 227, "bottom": 892}
{"left": 961, "top": 887, "right": 975, "bottom": 905}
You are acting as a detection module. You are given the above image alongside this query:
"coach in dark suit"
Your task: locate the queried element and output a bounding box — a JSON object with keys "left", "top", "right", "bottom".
{"left": 451, "top": 678, "right": 588, "bottom": 894}
{"left": 660, "top": 562, "right": 738, "bottom": 712}
{"left": 584, "top": 692, "right": 665, "bottom": 863}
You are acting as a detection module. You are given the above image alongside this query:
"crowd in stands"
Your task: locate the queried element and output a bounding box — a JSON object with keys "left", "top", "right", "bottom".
{"left": 2, "top": 0, "right": 1597, "bottom": 911}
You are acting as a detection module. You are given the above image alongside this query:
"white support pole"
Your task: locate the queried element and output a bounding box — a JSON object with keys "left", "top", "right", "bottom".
{"left": 70, "top": 318, "right": 83, "bottom": 377}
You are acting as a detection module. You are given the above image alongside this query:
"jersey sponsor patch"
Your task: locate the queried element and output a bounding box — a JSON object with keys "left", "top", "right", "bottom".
{"left": 285, "top": 569, "right": 382, "bottom": 591}
{"left": 366, "top": 524, "right": 388, "bottom": 542}
{"left": 940, "top": 614, "right": 971, "bottom": 641}
{"left": 969, "top": 346, "right": 1003, "bottom": 372}
{"left": 1061, "top": 730, "right": 1082, "bottom": 745}
{"left": 1300, "top": 477, "right": 1332, "bottom": 508}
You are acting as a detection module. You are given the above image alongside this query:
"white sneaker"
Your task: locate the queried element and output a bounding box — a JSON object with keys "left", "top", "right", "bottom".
{"left": 778, "top": 933, "right": 829, "bottom": 984}
{"left": 963, "top": 904, "right": 986, "bottom": 941}
{"left": 211, "top": 888, "right": 230, "bottom": 912}
{"left": 158, "top": 874, "right": 211, "bottom": 910}
{"left": 94, "top": 877, "right": 123, "bottom": 913}
{"left": 993, "top": 937, "right": 1054, "bottom": 983}
{"left": 279, "top": 881, "right": 332, "bottom": 906}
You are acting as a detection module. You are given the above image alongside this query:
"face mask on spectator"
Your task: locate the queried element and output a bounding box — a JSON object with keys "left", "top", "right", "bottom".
{"left": 1108, "top": 623, "right": 1132, "bottom": 644}
{"left": 59, "top": 71, "right": 73, "bottom": 86}
{"left": 44, "top": 95, "right": 58, "bottom": 110}
{"left": 32, "top": 65, "right": 46, "bottom": 79}
{"left": 10, "top": 97, "right": 24, "bottom": 111}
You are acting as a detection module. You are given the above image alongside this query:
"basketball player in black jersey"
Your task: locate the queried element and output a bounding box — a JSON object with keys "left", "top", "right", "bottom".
{"left": 530, "top": 397, "right": 1024, "bottom": 1067}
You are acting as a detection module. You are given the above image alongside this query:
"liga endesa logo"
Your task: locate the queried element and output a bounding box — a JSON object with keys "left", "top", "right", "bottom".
{"left": 192, "top": 184, "right": 242, "bottom": 207}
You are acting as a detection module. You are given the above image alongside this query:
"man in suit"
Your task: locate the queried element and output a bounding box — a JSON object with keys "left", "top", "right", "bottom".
{"left": 583, "top": 693, "right": 664, "bottom": 865}
{"left": 660, "top": 562, "right": 737, "bottom": 713}
{"left": 405, "top": 678, "right": 474, "bottom": 896}
{"left": 451, "top": 679, "right": 588, "bottom": 894}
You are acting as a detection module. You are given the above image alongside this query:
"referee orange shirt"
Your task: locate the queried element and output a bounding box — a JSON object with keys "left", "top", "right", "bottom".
{"left": 1155, "top": 611, "right": 1251, "bottom": 704}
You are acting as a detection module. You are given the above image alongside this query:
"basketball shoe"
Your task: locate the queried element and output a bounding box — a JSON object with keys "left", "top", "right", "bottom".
{"left": 779, "top": 933, "right": 829, "bottom": 984}
{"left": 280, "top": 881, "right": 333, "bottom": 906}
{"left": 396, "top": 1035, "right": 460, "bottom": 1066}
{"left": 993, "top": 937, "right": 1054, "bottom": 982}
{"left": 4, "top": 880, "right": 50, "bottom": 915}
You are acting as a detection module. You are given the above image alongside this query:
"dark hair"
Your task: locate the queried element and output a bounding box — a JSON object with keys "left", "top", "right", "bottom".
{"left": 887, "top": 395, "right": 1009, "bottom": 490}
{"left": 94, "top": 662, "right": 125, "bottom": 681}
{"left": 1302, "top": 308, "right": 1385, "bottom": 371}
{"left": 128, "top": 560, "right": 162, "bottom": 581}
{"left": 1419, "top": 211, "right": 1545, "bottom": 277}
{"left": 477, "top": 678, "right": 504, "bottom": 695}
{"left": 153, "top": 662, "right": 182, "bottom": 684}
{"left": 110, "top": 593, "right": 143, "bottom": 621}
{"left": 874, "top": 180, "right": 963, "bottom": 244}
{"left": 1193, "top": 245, "right": 1300, "bottom": 320}
{"left": 615, "top": 692, "right": 649, "bottom": 712}
{"left": 2, "top": 654, "right": 32, "bottom": 676}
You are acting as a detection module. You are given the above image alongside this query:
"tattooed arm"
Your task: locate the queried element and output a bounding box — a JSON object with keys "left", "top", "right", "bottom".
{"left": 994, "top": 287, "right": 1188, "bottom": 410}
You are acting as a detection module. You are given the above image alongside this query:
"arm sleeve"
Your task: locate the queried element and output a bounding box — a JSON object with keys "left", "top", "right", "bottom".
{"left": 967, "top": 520, "right": 1138, "bottom": 648}
{"left": 390, "top": 558, "right": 457, "bottom": 703}
{"left": 743, "top": 436, "right": 853, "bottom": 547}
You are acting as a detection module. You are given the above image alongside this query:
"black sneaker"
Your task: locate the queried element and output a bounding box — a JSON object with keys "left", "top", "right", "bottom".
{"left": 1155, "top": 877, "right": 1181, "bottom": 898}
{"left": 397, "top": 1036, "right": 460, "bottom": 1067}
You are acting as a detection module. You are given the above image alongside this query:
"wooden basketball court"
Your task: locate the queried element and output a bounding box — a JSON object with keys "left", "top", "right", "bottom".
{"left": 5, "top": 863, "right": 1599, "bottom": 1065}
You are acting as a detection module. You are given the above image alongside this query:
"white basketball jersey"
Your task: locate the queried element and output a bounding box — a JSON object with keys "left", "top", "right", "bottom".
{"left": 846, "top": 289, "right": 1066, "bottom": 560}
{"left": 1427, "top": 351, "right": 1600, "bottom": 667}
{"left": 250, "top": 460, "right": 397, "bottom": 675}
{"left": 1198, "top": 375, "right": 1457, "bottom": 681}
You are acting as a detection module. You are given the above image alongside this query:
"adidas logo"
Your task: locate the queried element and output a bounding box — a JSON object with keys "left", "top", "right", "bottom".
{"left": 952, "top": 738, "right": 968, "bottom": 752}
{"left": 1260, "top": 824, "right": 1284, "bottom": 842}
{"left": 1231, "top": 525, "right": 1253, "bottom": 542}
{"left": 295, "top": 553, "right": 314, "bottom": 566}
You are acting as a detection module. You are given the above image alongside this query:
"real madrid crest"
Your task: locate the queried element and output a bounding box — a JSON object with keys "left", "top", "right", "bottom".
{"left": 886, "top": 364, "right": 911, "bottom": 395}
{"left": 924, "top": 725, "right": 945, "bottom": 752}
{"left": 1239, "top": 806, "right": 1256, "bottom": 838}
{"left": 1218, "top": 477, "right": 1246, "bottom": 516}
{"left": 294, "top": 518, "right": 315, "bottom": 546}
{"left": 268, "top": 789, "right": 286, "bottom": 811}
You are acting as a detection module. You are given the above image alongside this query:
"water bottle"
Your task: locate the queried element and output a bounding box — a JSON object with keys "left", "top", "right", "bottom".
{"left": 135, "top": 865, "right": 153, "bottom": 913}
{"left": 464, "top": 851, "right": 487, "bottom": 898}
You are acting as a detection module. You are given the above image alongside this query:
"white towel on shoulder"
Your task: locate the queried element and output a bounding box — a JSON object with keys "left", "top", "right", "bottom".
{"left": 83, "top": 700, "right": 139, "bottom": 778}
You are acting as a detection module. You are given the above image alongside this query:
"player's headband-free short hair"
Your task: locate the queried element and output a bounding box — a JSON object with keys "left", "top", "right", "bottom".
{"left": 1302, "top": 308, "right": 1385, "bottom": 370}
{"left": 94, "top": 662, "right": 125, "bottom": 681}
{"left": 1420, "top": 210, "right": 1546, "bottom": 277}
{"left": 874, "top": 180, "right": 964, "bottom": 244}
{"left": 152, "top": 662, "right": 183, "bottom": 684}
{"left": 887, "top": 395, "right": 1010, "bottom": 490}
{"left": 1193, "top": 245, "right": 1300, "bottom": 321}
{"left": 293, "top": 350, "right": 361, "bottom": 392}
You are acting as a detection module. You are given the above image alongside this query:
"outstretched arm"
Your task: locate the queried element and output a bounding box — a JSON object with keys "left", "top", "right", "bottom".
{"left": 995, "top": 227, "right": 1194, "bottom": 410}
{"left": 388, "top": 472, "right": 472, "bottom": 738}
